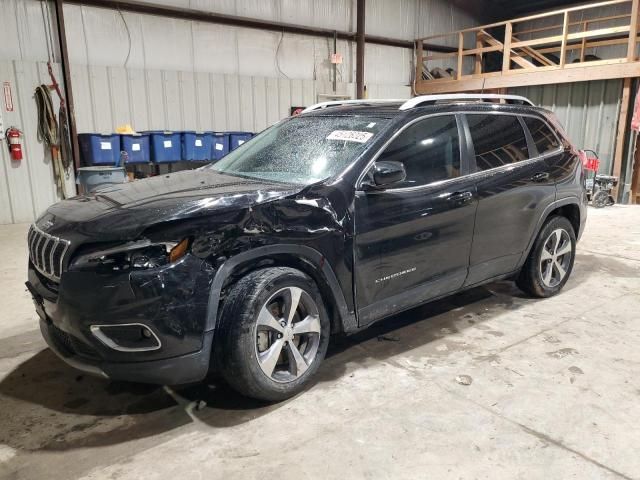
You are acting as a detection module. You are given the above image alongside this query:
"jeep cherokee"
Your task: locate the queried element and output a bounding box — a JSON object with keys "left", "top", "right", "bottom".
{"left": 26, "top": 94, "right": 587, "bottom": 401}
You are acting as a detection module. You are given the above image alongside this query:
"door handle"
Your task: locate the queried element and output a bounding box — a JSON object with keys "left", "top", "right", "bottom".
{"left": 448, "top": 191, "right": 473, "bottom": 204}
{"left": 531, "top": 172, "right": 550, "bottom": 182}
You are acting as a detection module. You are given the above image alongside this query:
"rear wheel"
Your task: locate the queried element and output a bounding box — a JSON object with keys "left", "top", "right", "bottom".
{"left": 517, "top": 216, "right": 576, "bottom": 298}
{"left": 216, "top": 267, "right": 330, "bottom": 401}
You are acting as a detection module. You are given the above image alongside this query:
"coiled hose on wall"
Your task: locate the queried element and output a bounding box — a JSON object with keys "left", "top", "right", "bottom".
{"left": 35, "top": 84, "right": 69, "bottom": 199}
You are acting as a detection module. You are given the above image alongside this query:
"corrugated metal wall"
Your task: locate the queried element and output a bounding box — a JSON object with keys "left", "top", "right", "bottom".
{"left": 0, "top": 60, "right": 76, "bottom": 225}
{"left": 0, "top": 0, "right": 483, "bottom": 224}
{"left": 511, "top": 80, "right": 623, "bottom": 176}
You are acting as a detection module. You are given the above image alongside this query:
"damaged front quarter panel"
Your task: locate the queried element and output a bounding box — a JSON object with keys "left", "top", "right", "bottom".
{"left": 128, "top": 255, "right": 216, "bottom": 348}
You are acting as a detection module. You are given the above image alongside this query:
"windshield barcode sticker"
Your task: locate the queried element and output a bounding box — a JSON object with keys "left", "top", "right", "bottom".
{"left": 327, "top": 130, "right": 374, "bottom": 143}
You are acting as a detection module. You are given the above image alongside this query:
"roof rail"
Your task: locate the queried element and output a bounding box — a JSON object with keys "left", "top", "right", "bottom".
{"left": 399, "top": 94, "right": 534, "bottom": 110}
{"left": 301, "top": 99, "right": 405, "bottom": 113}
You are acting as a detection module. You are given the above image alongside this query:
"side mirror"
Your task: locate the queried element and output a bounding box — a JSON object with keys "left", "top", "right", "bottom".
{"left": 372, "top": 161, "right": 406, "bottom": 187}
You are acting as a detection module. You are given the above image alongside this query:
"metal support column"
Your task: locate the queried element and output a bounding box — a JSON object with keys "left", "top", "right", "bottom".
{"left": 356, "top": 0, "right": 365, "bottom": 99}
{"left": 54, "top": 0, "right": 80, "bottom": 172}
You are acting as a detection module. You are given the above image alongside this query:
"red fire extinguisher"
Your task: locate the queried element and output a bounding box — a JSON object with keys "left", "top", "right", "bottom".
{"left": 5, "top": 127, "right": 23, "bottom": 161}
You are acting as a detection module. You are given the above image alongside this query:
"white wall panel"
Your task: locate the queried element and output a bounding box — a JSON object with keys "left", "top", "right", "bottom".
{"left": 367, "top": 0, "right": 416, "bottom": 41}
{"left": 236, "top": 0, "right": 279, "bottom": 22}
{"left": 66, "top": 62, "right": 413, "bottom": 132}
{"left": 364, "top": 44, "right": 412, "bottom": 85}
{"left": 143, "top": 17, "right": 195, "bottom": 71}
{"left": 224, "top": 74, "right": 242, "bottom": 130}
{"left": 265, "top": 76, "right": 281, "bottom": 126}
{"left": 252, "top": 76, "right": 268, "bottom": 132}
{"left": 57, "top": 1, "right": 482, "bottom": 85}
{"left": 279, "top": 0, "right": 314, "bottom": 26}
{"left": 191, "top": 23, "right": 239, "bottom": 74}
{"left": 179, "top": 71, "right": 198, "bottom": 130}
{"left": 210, "top": 73, "right": 228, "bottom": 129}
{"left": 145, "top": 69, "right": 165, "bottom": 130}
{"left": 312, "top": 0, "right": 351, "bottom": 31}
{"left": 278, "top": 77, "right": 292, "bottom": 118}
{"left": 162, "top": 70, "right": 182, "bottom": 130}
{"left": 70, "top": 65, "right": 94, "bottom": 132}
{"left": 0, "top": 1, "right": 23, "bottom": 61}
{"left": 238, "top": 75, "right": 254, "bottom": 131}
{"left": 0, "top": 61, "right": 36, "bottom": 224}
{"left": 63, "top": 4, "right": 89, "bottom": 65}
{"left": 0, "top": 60, "right": 75, "bottom": 225}
{"left": 1, "top": 0, "right": 52, "bottom": 62}
{"left": 128, "top": 68, "right": 150, "bottom": 129}
{"left": 189, "top": 0, "right": 237, "bottom": 14}
{"left": 78, "top": 7, "right": 131, "bottom": 68}
{"left": 237, "top": 29, "right": 279, "bottom": 77}
{"left": 89, "top": 65, "right": 114, "bottom": 133}
{"left": 108, "top": 67, "right": 132, "bottom": 128}
{"left": 194, "top": 71, "right": 213, "bottom": 130}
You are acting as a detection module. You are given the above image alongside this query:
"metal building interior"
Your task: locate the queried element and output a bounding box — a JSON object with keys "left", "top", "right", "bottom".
{"left": 1, "top": 0, "right": 640, "bottom": 478}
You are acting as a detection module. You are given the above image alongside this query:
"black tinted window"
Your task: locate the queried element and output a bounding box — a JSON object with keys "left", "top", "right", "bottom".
{"left": 467, "top": 114, "right": 529, "bottom": 171}
{"left": 377, "top": 115, "right": 460, "bottom": 188}
{"left": 523, "top": 117, "right": 560, "bottom": 155}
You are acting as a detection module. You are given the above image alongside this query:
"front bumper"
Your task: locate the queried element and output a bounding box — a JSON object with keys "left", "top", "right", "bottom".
{"left": 27, "top": 253, "right": 217, "bottom": 385}
{"left": 39, "top": 317, "right": 213, "bottom": 384}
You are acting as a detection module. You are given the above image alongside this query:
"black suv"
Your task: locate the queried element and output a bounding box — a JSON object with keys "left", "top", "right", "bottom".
{"left": 26, "top": 94, "right": 587, "bottom": 401}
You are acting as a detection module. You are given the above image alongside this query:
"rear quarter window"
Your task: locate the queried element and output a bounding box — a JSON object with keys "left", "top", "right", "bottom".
{"left": 522, "top": 117, "right": 561, "bottom": 155}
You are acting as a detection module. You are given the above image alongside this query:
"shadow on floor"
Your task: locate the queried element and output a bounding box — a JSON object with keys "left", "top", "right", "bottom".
{"left": 0, "top": 269, "right": 594, "bottom": 451}
{"left": 173, "top": 283, "right": 522, "bottom": 429}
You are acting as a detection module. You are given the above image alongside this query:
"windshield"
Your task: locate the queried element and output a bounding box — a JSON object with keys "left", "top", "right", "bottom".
{"left": 210, "top": 116, "right": 389, "bottom": 184}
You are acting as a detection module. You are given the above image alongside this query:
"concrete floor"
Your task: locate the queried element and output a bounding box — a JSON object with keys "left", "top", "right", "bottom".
{"left": 1, "top": 206, "right": 640, "bottom": 479}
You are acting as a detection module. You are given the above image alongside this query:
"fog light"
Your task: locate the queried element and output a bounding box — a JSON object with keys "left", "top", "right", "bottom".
{"left": 90, "top": 323, "right": 161, "bottom": 352}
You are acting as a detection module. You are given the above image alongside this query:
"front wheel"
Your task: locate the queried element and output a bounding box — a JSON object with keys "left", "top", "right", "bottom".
{"left": 517, "top": 216, "right": 576, "bottom": 298}
{"left": 216, "top": 267, "right": 330, "bottom": 401}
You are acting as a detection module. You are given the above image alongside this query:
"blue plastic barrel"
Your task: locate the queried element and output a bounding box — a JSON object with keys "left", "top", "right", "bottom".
{"left": 229, "top": 131, "right": 253, "bottom": 151}
{"left": 120, "top": 133, "right": 150, "bottom": 164}
{"left": 212, "top": 133, "right": 230, "bottom": 161}
{"left": 78, "top": 133, "right": 121, "bottom": 166}
{"left": 182, "top": 131, "right": 214, "bottom": 161}
{"left": 145, "top": 131, "right": 182, "bottom": 163}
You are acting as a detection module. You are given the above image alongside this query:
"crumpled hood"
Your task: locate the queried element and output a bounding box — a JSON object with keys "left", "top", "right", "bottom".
{"left": 39, "top": 169, "right": 301, "bottom": 241}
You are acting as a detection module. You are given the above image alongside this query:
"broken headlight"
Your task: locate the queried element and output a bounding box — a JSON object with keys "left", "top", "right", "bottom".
{"left": 71, "top": 238, "right": 190, "bottom": 272}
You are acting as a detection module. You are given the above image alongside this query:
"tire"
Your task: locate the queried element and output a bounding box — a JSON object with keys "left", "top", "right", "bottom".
{"left": 592, "top": 190, "right": 609, "bottom": 208}
{"left": 215, "top": 267, "right": 330, "bottom": 402}
{"left": 516, "top": 216, "right": 576, "bottom": 298}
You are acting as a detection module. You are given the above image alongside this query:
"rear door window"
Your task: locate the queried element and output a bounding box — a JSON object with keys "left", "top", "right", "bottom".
{"left": 522, "top": 117, "right": 561, "bottom": 155}
{"left": 466, "top": 114, "right": 530, "bottom": 171}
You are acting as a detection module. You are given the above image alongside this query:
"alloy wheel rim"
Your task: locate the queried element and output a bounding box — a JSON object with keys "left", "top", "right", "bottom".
{"left": 539, "top": 228, "right": 572, "bottom": 288}
{"left": 254, "top": 286, "right": 321, "bottom": 383}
